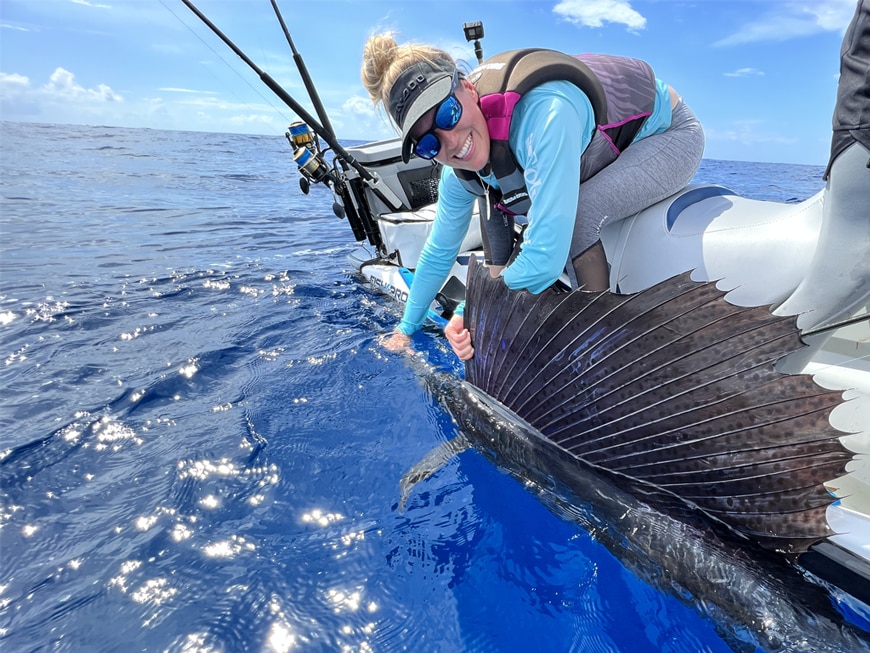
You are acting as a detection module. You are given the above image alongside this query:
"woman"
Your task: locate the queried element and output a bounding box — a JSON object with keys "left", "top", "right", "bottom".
{"left": 361, "top": 33, "right": 705, "bottom": 360}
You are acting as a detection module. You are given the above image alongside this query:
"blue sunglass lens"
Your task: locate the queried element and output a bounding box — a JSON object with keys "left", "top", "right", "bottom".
{"left": 414, "top": 133, "right": 441, "bottom": 160}
{"left": 434, "top": 95, "right": 462, "bottom": 130}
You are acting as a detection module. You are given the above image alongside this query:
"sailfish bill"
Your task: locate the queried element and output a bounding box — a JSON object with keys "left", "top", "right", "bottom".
{"left": 462, "top": 257, "right": 854, "bottom": 555}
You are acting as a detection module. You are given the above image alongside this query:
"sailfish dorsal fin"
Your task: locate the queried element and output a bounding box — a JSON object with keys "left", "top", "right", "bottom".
{"left": 463, "top": 257, "right": 853, "bottom": 554}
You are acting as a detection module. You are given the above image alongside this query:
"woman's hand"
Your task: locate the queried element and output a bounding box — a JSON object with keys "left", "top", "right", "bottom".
{"left": 444, "top": 314, "right": 474, "bottom": 360}
{"left": 380, "top": 330, "right": 411, "bottom": 353}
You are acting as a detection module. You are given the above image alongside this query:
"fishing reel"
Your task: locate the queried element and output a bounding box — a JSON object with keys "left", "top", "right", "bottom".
{"left": 286, "top": 121, "right": 332, "bottom": 193}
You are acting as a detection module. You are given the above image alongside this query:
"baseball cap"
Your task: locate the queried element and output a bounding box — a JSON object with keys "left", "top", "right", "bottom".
{"left": 387, "top": 59, "right": 457, "bottom": 163}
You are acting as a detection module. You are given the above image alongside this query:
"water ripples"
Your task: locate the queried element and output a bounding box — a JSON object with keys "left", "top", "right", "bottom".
{"left": 2, "top": 121, "right": 845, "bottom": 651}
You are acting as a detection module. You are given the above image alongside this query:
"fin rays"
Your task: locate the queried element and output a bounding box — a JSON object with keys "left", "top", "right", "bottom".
{"left": 464, "top": 258, "right": 852, "bottom": 554}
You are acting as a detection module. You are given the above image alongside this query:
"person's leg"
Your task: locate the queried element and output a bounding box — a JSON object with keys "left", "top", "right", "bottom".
{"left": 571, "top": 241, "right": 610, "bottom": 291}
{"left": 479, "top": 203, "right": 516, "bottom": 267}
{"left": 570, "top": 101, "right": 705, "bottom": 290}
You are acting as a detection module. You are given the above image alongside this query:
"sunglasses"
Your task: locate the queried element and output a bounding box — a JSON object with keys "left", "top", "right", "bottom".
{"left": 412, "top": 72, "right": 463, "bottom": 160}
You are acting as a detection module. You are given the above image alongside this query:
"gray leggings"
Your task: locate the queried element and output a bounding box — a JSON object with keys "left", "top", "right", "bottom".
{"left": 571, "top": 100, "right": 706, "bottom": 256}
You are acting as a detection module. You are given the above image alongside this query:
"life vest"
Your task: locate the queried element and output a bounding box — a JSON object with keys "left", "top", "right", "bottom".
{"left": 455, "top": 49, "right": 657, "bottom": 218}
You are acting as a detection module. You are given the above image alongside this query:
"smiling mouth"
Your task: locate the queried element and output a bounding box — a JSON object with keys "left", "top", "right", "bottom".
{"left": 454, "top": 134, "right": 472, "bottom": 160}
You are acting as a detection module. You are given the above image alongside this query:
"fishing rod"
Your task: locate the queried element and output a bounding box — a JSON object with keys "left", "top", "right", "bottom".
{"left": 180, "top": 0, "right": 403, "bottom": 211}
{"left": 180, "top": 0, "right": 348, "bottom": 167}
{"left": 269, "top": 0, "right": 336, "bottom": 140}
{"left": 268, "top": 0, "right": 357, "bottom": 193}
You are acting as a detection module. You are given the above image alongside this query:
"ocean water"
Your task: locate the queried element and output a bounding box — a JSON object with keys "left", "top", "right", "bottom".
{"left": 0, "top": 120, "right": 859, "bottom": 652}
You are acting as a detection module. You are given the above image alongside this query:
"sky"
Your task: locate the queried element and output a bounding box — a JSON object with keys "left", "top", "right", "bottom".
{"left": 0, "top": 0, "right": 860, "bottom": 165}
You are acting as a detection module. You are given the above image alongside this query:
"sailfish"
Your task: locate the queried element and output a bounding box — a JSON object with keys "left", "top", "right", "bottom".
{"left": 403, "top": 258, "right": 869, "bottom": 652}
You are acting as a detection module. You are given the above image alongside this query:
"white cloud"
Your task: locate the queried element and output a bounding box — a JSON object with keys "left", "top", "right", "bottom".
{"left": 715, "top": 0, "right": 856, "bottom": 46}
{"left": 806, "top": 0, "right": 859, "bottom": 30}
{"left": 71, "top": 0, "right": 112, "bottom": 9}
{"left": 342, "top": 94, "right": 378, "bottom": 120}
{"left": 1, "top": 66, "right": 321, "bottom": 138}
{"left": 0, "top": 72, "right": 31, "bottom": 90}
{"left": 553, "top": 0, "right": 646, "bottom": 31}
{"left": 228, "top": 113, "right": 279, "bottom": 128}
{"left": 1, "top": 68, "right": 122, "bottom": 125}
{"left": 158, "top": 87, "right": 219, "bottom": 95}
{"left": 0, "top": 68, "right": 124, "bottom": 104}
{"left": 172, "top": 94, "right": 258, "bottom": 112}
{"left": 43, "top": 68, "right": 123, "bottom": 102}
{"left": 724, "top": 68, "right": 766, "bottom": 78}
{"left": 330, "top": 94, "right": 396, "bottom": 142}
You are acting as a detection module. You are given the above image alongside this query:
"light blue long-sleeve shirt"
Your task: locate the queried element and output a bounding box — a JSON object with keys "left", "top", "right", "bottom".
{"left": 397, "top": 78, "right": 673, "bottom": 335}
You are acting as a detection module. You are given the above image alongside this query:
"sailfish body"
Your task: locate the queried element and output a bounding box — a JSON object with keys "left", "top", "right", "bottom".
{"left": 435, "top": 378, "right": 868, "bottom": 652}
{"left": 414, "top": 258, "right": 869, "bottom": 651}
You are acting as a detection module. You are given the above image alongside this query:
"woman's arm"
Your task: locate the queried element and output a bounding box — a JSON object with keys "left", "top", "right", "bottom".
{"left": 396, "top": 169, "right": 477, "bottom": 334}
{"left": 499, "top": 81, "right": 595, "bottom": 294}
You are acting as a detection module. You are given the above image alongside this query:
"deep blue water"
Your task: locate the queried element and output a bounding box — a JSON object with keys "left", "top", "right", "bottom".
{"left": 0, "top": 120, "right": 860, "bottom": 652}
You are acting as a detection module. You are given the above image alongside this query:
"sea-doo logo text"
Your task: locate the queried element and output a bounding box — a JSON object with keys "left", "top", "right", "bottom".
{"left": 395, "top": 74, "right": 427, "bottom": 120}
{"left": 469, "top": 62, "right": 505, "bottom": 84}
{"left": 366, "top": 275, "right": 409, "bottom": 303}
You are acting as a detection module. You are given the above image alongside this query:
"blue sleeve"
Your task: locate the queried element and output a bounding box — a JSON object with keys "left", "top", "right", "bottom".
{"left": 498, "top": 81, "right": 596, "bottom": 294}
{"left": 396, "top": 168, "right": 476, "bottom": 335}
{"left": 633, "top": 78, "right": 673, "bottom": 141}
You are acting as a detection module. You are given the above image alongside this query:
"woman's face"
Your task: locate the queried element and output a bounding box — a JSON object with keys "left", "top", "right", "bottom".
{"left": 410, "top": 79, "right": 490, "bottom": 172}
